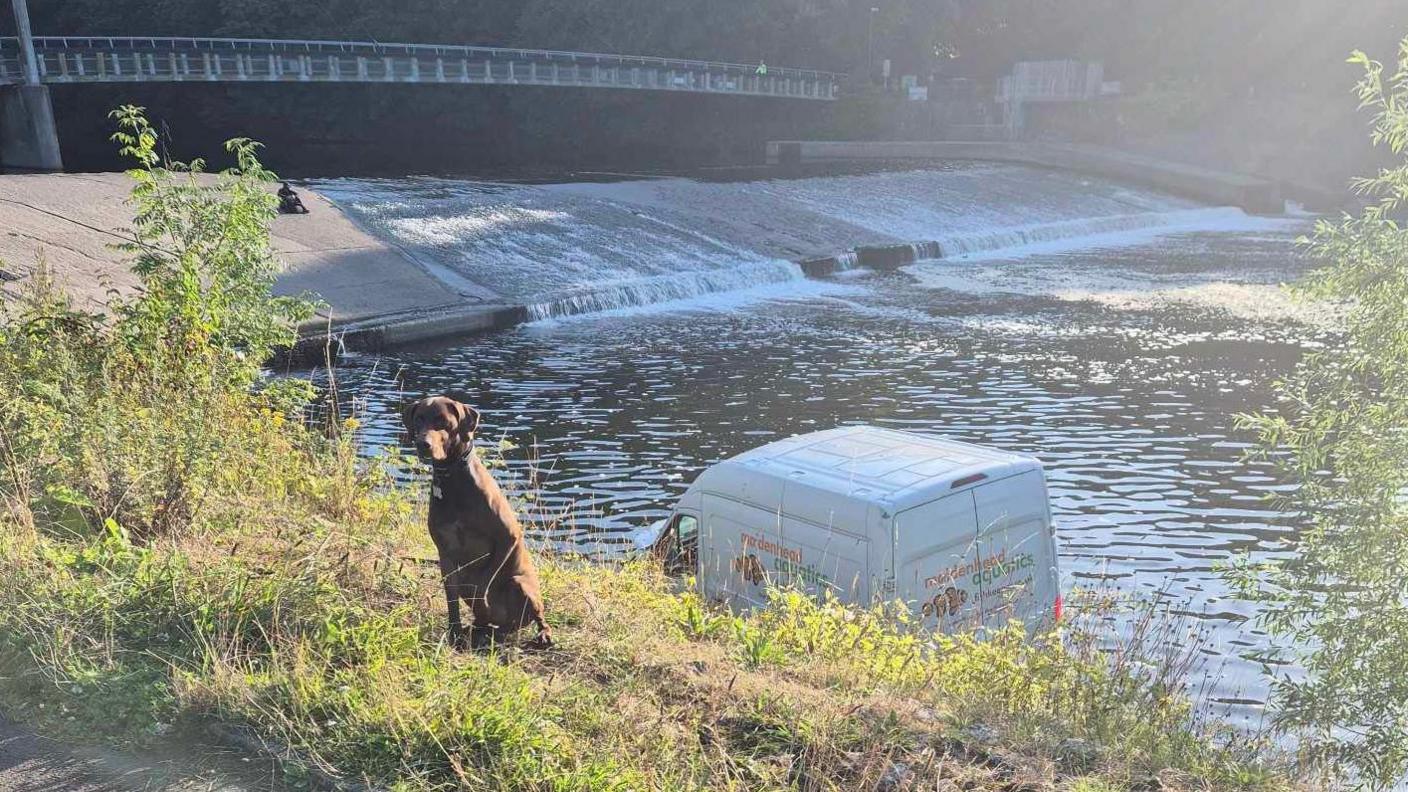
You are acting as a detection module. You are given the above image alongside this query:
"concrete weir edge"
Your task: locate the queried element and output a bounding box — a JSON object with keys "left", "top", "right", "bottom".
{"left": 765, "top": 140, "right": 1286, "bottom": 215}
{"left": 282, "top": 304, "right": 529, "bottom": 364}
{"left": 288, "top": 234, "right": 977, "bottom": 361}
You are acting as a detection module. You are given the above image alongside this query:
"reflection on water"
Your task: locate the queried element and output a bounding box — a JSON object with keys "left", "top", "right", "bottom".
{"left": 320, "top": 226, "right": 1318, "bottom": 726}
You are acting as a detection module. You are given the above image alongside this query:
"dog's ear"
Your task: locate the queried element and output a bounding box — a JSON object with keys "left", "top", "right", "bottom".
{"left": 454, "top": 401, "right": 482, "bottom": 440}
{"left": 401, "top": 399, "right": 421, "bottom": 433}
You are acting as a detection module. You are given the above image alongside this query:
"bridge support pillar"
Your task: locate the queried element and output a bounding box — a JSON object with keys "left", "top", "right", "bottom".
{"left": 0, "top": 85, "right": 62, "bottom": 172}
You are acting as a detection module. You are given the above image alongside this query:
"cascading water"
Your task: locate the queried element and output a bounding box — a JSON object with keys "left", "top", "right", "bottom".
{"left": 312, "top": 165, "right": 1284, "bottom": 319}
{"left": 523, "top": 259, "right": 806, "bottom": 320}
{"left": 313, "top": 177, "right": 807, "bottom": 318}
{"left": 926, "top": 207, "right": 1262, "bottom": 259}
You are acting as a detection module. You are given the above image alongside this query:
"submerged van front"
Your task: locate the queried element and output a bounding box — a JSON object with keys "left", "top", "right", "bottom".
{"left": 675, "top": 426, "right": 1060, "bottom": 633}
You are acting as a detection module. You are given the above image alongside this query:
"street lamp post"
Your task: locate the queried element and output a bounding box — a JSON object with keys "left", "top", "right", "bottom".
{"left": 10, "top": 0, "right": 40, "bottom": 85}
{"left": 866, "top": 6, "right": 878, "bottom": 85}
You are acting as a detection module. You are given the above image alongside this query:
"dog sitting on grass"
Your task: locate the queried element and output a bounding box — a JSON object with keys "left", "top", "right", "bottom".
{"left": 403, "top": 395, "right": 552, "bottom": 651}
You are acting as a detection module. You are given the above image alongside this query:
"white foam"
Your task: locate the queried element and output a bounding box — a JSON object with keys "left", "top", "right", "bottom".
{"left": 905, "top": 213, "right": 1333, "bottom": 326}
{"left": 526, "top": 265, "right": 855, "bottom": 325}
{"left": 1063, "top": 281, "right": 1337, "bottom": 325}
{"left": 526, "top": 259, "right": 812, "bottom": 320}
{"left": 386, "top": 208, "right": 572, "bottom": 246}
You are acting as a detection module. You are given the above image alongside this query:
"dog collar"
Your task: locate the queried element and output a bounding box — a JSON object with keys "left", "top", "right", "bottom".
{"left": 430, "top": 466, "right": 450, "bottom": 500}
{"left": 429, "top": 452, "right": 471, "bottom": 499}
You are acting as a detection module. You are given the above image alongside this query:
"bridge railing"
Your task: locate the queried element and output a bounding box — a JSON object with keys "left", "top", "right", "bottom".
{"left": 0, "top": 36, "right": 841, "bottom": 97}
{"left": 0, "top": 37, "right": 20, "bottom": 83}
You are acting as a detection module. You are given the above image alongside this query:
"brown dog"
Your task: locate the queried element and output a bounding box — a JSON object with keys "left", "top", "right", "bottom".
{"left": 403, "top": 396, "right": 551, "bottom": 650}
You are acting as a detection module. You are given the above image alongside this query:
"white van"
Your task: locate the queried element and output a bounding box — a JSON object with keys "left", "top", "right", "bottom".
{"left": 641, "top": 426, "right": 1062, "bottom": 633}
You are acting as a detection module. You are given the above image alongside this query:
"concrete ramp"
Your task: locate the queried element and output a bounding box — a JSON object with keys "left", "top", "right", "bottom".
{"left": 0, "top": 173, "right": 495, "bottom": 334}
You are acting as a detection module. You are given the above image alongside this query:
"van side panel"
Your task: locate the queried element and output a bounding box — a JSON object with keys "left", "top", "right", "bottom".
{"left": 777, "top": 514, "right": 869, "bottom": 603}
{"left": 972, "top": 470, "right": 1056, "bottom": 628}
{"left": 893, "top": 492, "right": 982, "bottom": 632}
{"left": 698, "top": 494, "right": 788, "bottom": 610}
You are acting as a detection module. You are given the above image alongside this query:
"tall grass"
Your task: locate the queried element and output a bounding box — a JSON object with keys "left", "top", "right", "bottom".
{"left": 0, "top": 112, "right": 1299, "bottom": 791}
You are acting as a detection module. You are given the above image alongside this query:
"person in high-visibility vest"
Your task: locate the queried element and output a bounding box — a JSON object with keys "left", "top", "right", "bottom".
{"left": 756, "top": 61, "right": 768, "bottom": 76}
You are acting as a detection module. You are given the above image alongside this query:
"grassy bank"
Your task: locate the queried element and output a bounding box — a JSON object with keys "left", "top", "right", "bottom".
{"left": 0, "top": 519, "right": 1295, "bottom": 792}
{"left": 0, "top": 114, "right": 1298, "bottom": 791}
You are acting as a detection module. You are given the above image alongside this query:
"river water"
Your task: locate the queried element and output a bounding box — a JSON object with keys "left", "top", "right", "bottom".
{"left": 311, "top": 164, "right": 1323, "bottom": 728}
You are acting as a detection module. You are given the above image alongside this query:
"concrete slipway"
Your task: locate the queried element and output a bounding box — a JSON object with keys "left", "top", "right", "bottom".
{"left": 0, "top": 172, "right": 518, "bottom": 353}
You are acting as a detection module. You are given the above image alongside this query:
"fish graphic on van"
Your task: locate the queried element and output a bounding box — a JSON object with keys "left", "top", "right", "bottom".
{"left": 921, "top": 586, "right": 969, "bottom": 620}
{"left": 731, "top": 553, "right": 767, "bottom": 586}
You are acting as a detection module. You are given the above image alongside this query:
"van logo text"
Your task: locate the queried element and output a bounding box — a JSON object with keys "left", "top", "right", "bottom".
{"left": 740, "top": 533, "right": 801, "bottom": 563}
{"left": 924, "top": 551, "right": 1035, "bottom": 589}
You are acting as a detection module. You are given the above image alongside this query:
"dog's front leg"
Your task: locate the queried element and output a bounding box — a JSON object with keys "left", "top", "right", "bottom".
{"left": 440, "top": 560, "right": 470, "bottom": 651}
{"left": 446, "top": 585, "right": 473, "bottom": 651}
{"left": 467, "top": 586, "right": 495, "bottom": 650}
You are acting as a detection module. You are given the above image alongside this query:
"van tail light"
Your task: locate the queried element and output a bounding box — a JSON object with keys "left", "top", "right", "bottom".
{"left": 1053, "top": 593, "right": 1064, "bottom": 623}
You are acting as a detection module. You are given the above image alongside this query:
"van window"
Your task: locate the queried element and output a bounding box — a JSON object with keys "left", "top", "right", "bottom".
{"left": 661, "top": 513, "right": 699, "bottom": 577}
{"left": 676, "top": 514, "right": 698, "bottom": 542}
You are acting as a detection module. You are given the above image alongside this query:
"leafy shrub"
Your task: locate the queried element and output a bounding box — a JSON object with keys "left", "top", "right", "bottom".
{"left": 1228, "top": 38, "right": 1408, "bottom": 791}
{"left": 0, "top": 106, "right": 315, "bottom": 541}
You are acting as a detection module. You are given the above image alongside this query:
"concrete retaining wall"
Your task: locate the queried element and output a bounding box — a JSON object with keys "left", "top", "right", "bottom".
{"left": 765, "top": 140, "right": 1284, "bottom": 214}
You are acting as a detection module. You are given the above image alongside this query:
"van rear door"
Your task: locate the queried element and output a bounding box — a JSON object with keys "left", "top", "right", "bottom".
{"left": 893, "top": 492, "right": 982, "bottom": 632}
{"left": 972, "top": 470, "right": 1056, "bottom": 629}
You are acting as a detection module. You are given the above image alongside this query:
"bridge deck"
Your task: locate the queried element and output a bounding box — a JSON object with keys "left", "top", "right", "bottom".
{"left": 0, "top": 37, "right": 840, "bottom": 100}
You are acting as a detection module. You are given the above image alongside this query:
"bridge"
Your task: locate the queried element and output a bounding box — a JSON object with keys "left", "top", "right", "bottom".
{"left": 0, "top": 29, "right": 844, "bottom": 171}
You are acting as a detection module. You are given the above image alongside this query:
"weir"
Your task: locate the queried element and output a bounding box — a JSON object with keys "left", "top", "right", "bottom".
{"left": 313, "top": 168, "right": 1294, "bottom": 338}
{"left": 0, "top": 165, "right": 1300, "bottom": 356}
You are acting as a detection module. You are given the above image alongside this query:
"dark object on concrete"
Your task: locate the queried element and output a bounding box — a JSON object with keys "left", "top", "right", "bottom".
{"left": 0, "top": 85, "right": 62, "bottom": 172}
{"left": 796, "top": 254, "right": 846, "bottom": 277}
{"left": 277, "top": 182, "right": 309, "bottom": 215}
{"left": 403, "top": 395, "right": 553, "bottom": 651}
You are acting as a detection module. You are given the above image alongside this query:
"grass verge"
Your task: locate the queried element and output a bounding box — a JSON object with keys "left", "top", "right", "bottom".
{"left": 0, "top": 505, "right": 1298, "bottom": 791}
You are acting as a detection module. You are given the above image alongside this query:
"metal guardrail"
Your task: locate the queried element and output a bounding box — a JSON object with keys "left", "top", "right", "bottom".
{"left": 0, "top": 38, "right": 19, "bottom": 83}
{"left": 0, "top": 36, "right": 841, "bottom": 99}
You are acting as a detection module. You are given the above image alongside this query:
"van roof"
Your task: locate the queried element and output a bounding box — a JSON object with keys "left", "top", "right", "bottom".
{"left": 698, "top": 425, "right": 1041, "bottom": 512}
